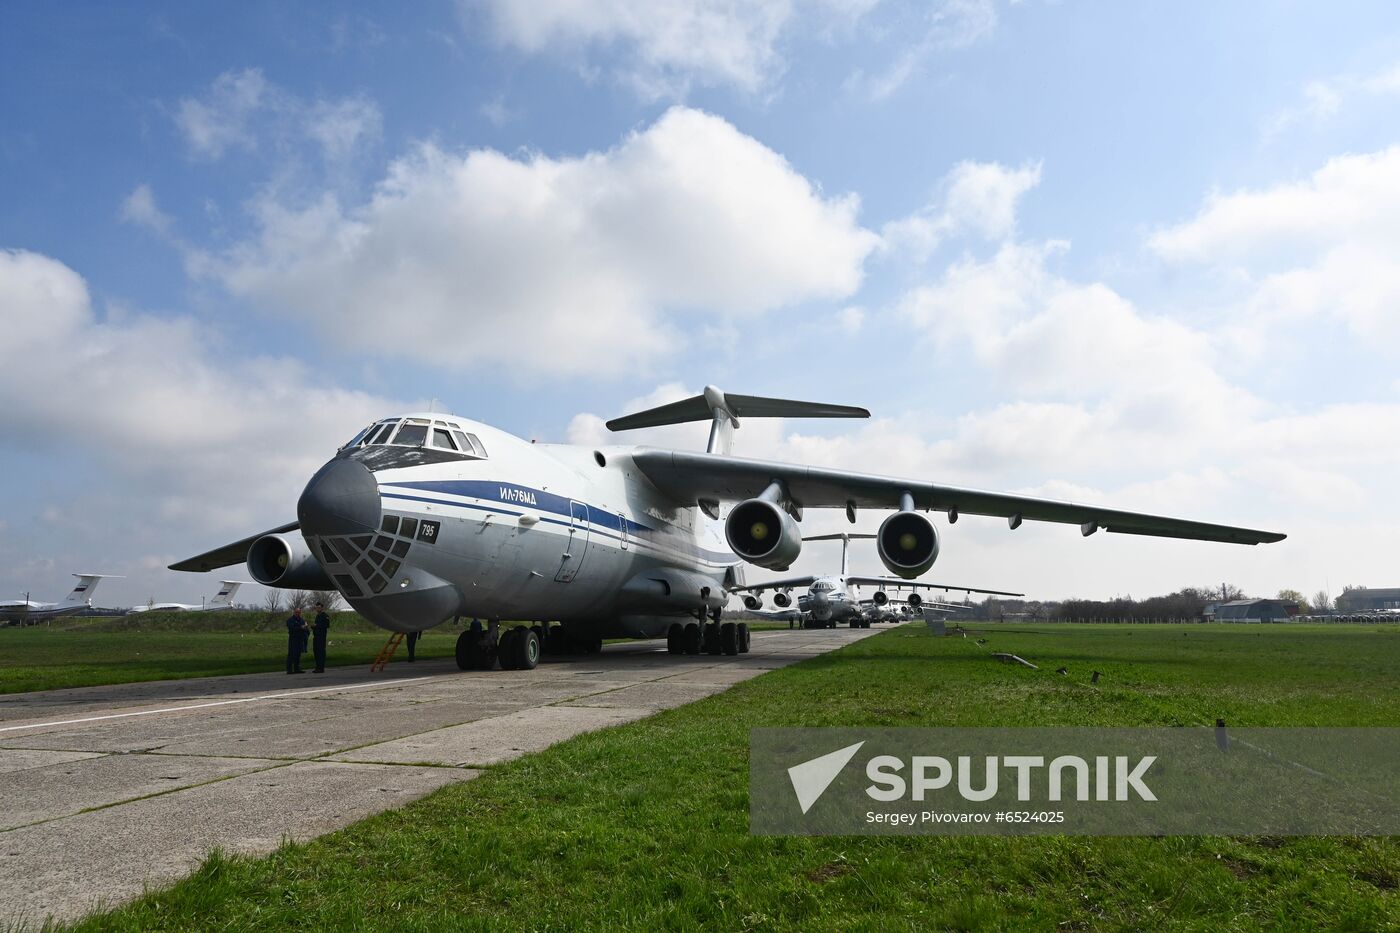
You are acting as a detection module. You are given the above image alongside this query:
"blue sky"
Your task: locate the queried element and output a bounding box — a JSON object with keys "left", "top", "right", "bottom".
{"left": 4, "top": 0, "right": 1400, "bottom": 608}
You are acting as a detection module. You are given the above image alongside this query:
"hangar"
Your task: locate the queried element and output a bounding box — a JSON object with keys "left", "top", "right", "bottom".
{"left": 1205, "top": 598, "right": 1300, "bottom": 622}
{"left": 1334, "top": 588, "right": 1400, "bottom": 612}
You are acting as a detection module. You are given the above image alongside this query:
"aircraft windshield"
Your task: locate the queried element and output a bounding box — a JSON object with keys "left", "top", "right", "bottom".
{"left": 343, "top": 417, "right": 489, "bottom": 460}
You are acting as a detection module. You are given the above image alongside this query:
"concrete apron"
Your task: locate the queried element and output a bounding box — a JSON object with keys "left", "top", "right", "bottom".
{"left": 0, "top": 626, "right": 882, "bottom": 929}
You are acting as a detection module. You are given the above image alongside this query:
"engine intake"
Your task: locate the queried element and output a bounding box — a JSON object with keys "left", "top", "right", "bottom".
{"left": 877, "top": 510, "right": 940, "bottom": 579}
{"left": 773, "top": 591, "right": 792, "bottom": 608}
{"left": 907, "top": 592, "right": 923, "bottom": 608}
{"left": 248, "top": 533, "right": 333, "bottom": 590}
{"left": 743, "top": 595, "right": 762, "bottom": 610}
{"left": 872, "top": 590, "right": 889, "bottom": 606}
{"left": 726, "top": 499, "right": 801, "bottom": 570}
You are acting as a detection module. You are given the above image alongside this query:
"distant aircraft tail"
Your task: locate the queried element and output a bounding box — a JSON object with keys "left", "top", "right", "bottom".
{"left": 208, "top": 580, "right": 246, "bottom": 609}
{"left": 606, "top": 385, "right": 868, "bottom": 456}
{"left": 58, "top": 574, "right": 120, "bottom": 610}
{"left": 803, "top": 533, "right": 876, "bottom": 577}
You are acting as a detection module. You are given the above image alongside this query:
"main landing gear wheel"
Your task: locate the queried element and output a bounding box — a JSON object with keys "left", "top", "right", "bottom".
{"left": 738, "top": 623, "right": 751, "bottom": 653}
{"left": 682, "top": 622, "right": 702, "bottom": 655}
{"left": 719, "top": 621, "right": 739, "bottom": 656}
{"left": 703, "top": 622, "right": 722, "bottom": 656}
{"left": 455, "top": 630, "right": 497, "bottom": 671}
{"left": 666, "top": 623, "right": 684, "bottom": 655}
{"left": 499, "top": 627, "right": 540, "bottom": 671}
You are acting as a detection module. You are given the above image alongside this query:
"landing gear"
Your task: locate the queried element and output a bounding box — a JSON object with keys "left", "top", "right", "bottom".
{"left": 455, "top": 625, "right": 497, "bottom": 671}
{"left": 738, "top": 622, "right": 751, "bottom": 653}
{"left": 666, "top": 623, "right": 684, "bottom": 655}
{"left": 499, "top": 626, "right": 541, "bottom": 670}
{"left": 719, "top": 621, "right": 739, "bottom": 656}
{"left": 682, "top": 622, "right": 702, "bottom": 655}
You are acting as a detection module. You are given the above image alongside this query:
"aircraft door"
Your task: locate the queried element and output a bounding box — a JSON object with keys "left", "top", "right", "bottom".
{"left": 554, "top": 501, "right": 591, "bottom": 582}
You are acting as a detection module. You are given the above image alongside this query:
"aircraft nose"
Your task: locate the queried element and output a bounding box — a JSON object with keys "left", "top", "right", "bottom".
{"left": 298, "top": 458, "right": 381, "bottom": 536}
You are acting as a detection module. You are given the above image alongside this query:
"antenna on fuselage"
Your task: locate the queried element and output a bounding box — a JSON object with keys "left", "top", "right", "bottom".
{"left": 604, "top": 385, "right": 868, "bottom": 456}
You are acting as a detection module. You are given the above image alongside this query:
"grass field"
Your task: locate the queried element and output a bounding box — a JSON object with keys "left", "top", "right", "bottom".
{"left": 0, "top": 612, "right": 797, "bottom": 694}
{"left": 63, "top": 623, "right": 1400, "bottom": 931}
{"left": 0, "top": 611, "right": 460, "bottom": 693}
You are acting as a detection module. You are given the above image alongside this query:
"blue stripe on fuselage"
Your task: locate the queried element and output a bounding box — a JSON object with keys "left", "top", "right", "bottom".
{"left": 379, "top": 480, "right": 735, "bottom": 564}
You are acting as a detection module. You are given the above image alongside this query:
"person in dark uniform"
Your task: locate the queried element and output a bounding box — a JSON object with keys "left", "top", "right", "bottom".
{"left": 285, "top": 607, "right": 308, "bottom": 674}
{"left": 405, "top": 630, "right": 420, "bottom": 661}
{"left": 311, "top": 602, "right": 331, "bottom": 672}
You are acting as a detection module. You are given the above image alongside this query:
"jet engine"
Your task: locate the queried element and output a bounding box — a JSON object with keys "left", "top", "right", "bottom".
{"left": 872, "top": 590, "right": 889, "bottom": 606}
{"left": 248, "top": 533, "right": 333, "bottom": 590}
{"left": 773, "top": 591, "right": 792, "bottom": 608}
{"left": 725, "top": 498, "right": 801, "bottom": 571}
{"left": 877, "top": 509, "right": 940, "bottom": 579}
{"left": 907, "top": 592, "right": 923, "bottom": 609}
{"left": 743, "top": 595, "right": 762, "bottom": 610}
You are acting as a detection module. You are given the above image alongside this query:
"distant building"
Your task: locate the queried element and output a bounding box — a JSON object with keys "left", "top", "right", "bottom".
{"left": 1335, "top": 588, "right": 1400, "bottom": 612}
{"left": 1205, "top": 598, "right": 1300, "bottom": 622}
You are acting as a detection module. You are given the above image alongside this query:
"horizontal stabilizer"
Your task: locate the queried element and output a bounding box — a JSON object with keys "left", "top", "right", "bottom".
{"left": 802, "top": 533, "right": 876, "bottom": 542}
{"left": 606, "top": 385, "right": 868, "bottom": 432}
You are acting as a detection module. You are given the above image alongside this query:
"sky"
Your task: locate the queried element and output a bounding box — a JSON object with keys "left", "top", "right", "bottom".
{"left": 4, "top": 0, "right": 1400, "bottom": 609}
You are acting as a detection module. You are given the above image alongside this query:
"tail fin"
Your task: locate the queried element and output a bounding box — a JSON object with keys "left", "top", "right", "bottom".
{"left": 802, "top": 533, "right": 876, "bottom": 577}
{"left": 606, "top": 385, "right": 868, "bottom": 455}
{"left": 59, "top": 574, "right": 120, "bottom": 609}
{"left": 208, "top": 580, "right": 246, "bottom": 609}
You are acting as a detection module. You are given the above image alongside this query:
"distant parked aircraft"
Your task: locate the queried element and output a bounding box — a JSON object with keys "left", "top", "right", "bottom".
{"left": 730, "top": 533, "right": 1018, "bottom": 628}
{"left": 0, "top": 574, "right": 120, "bottom": 625}
{"left": 126, "top": 580, "right": 249, "bottom": 614}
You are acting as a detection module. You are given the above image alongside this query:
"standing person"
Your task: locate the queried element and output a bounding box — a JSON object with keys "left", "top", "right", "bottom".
{"left": 285, "top": 607, "right": 308, "bottom": 674}
{"left": 311, "top": 602, "right": 331, "bottom": 673}
{"left": 405, "top": 630, "right": 420, "bottom": 662}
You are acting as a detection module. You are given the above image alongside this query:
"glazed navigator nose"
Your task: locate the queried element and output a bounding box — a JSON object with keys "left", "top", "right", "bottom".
{"left": 298, "top": 458, "right": 381, "bottom": 536}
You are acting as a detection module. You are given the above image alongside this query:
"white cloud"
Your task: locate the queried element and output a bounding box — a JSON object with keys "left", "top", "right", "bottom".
{"left": 464, "top": 0, "right": 796, "bottom": 97}
{"left": 1149, "top": 146, "right": 1400, "bottom": 342}
{"left": 837, "top": 305, "right": 865, "bottom": 333}
{"left": 305, "top": 96, "right": 382, "bottom": 165}
{"left": 883, "top": 159, "right": 1041, "bottom": 260}
{"left": 175, "top": 68, "right": 270, "bottom": 158}
{"left": 173, "top": 68, "right": 381, "bottom": 167}
{"left": 0, "top": 249, "right": 397, "bottom": 602}
{"left": 1266, "top": 62, "right": 1400, "bottom": 136}
{"left": 120, "top": 184, "right": 174, "bottom": 236}
{"left": 845, "top": 0, "right": 1001, "bottom": 101}
{"left": 197, "top": 106, "right": 879, "bottom": 376}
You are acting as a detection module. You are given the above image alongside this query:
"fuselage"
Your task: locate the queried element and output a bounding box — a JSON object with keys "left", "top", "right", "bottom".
{"left": 296, "top": 413, "right": 740, "bottom": 637}
{"left": 0, "top": 600, "right": 87, "bottom": 624}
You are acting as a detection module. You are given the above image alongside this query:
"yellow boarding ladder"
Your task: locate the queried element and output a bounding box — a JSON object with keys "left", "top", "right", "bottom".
{"left": 370, "top": 632, "right": 404, "bottom": 672}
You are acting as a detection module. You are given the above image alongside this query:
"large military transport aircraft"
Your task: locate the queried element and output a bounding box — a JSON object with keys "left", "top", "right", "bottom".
{"left": 126, "top": 580, "right": 248, "bottom": 614}
{"left": 1, "top": 574, "right": 119, "bottom": 625}
{"left": 731, "top": 532, "right": 1020, "bottom": 628}
{"left": 172, "top": 386, "right": 1284, "bottom": 672}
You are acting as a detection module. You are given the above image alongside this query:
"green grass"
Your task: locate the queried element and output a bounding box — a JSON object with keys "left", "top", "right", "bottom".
{"left": 63, "top": 623, "right": 1400, "bottom": 931}
{"left": 0, "top": 611, "right": 461, "bottom": 694}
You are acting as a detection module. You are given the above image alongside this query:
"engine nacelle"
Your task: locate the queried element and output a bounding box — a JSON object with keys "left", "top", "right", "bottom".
{"left": 872, "top": 590, "right": 889, "bottom": 606}
{"left": 743, "top": 595, "right": 762, "bottom": 610}
{"left": 725, "top": 499, "right": 802, "bottom": 571}
{"left": 773, "top": 591, "right": 792, "bottom": 608}
{"left": 248, "top": 533, "right": 333, "bottom": 590}
{"left": 877, "top": 510, "right": 940, "bottom": 579}
{"left": 907, "top": 592, "right": 923, "bottom": 609}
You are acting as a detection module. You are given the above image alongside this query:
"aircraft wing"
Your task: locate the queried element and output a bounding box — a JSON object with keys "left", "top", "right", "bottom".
{"left": 845, "top": 577, "right": 1022, "bottom": 597}
{"left": 628, "top": 449, "right": 1285, "bottom": 545}
{"left": 169, "top": 521, "right": 299, "bottom": 573}
{"left": 730, "top": 576, "right": 816, "bottom": 593}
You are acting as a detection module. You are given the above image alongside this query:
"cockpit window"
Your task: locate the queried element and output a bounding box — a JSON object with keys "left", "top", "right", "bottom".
{"left": 342, "top": 424, "right": 375, "bottom": 449}
{"left": 348, "top": 417, "right": 488, "bottom": 460}
{"left": 391, "top": 419, "right": 430, "bottom": 447}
